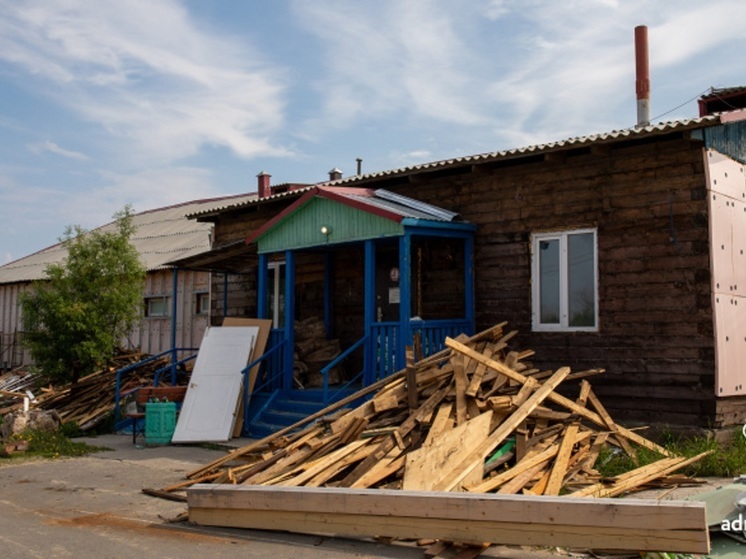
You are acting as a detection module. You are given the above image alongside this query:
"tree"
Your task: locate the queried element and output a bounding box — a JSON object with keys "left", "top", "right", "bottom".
{"left": 21, "top": 207, "right": 146, "bottom": 385}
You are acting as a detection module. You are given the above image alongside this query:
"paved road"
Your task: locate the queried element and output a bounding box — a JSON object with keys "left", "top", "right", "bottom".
{"left": 0, "top": 433, "right": 429, "bottom": 559}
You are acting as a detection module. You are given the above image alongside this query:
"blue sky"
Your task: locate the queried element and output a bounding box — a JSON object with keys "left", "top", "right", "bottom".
{"left": 1, "top": 1, "right": 745, "bottom": 264}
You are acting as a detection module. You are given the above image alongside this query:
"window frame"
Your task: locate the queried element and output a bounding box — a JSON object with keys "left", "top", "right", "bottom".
{"left": 531, "top": 228, "right": 599, "bottom": 332}
{"left": 195, "top": 292, "right": 210, "bottom": 315}
{"left": 144, "top": 295, "right": 170, "bottom": 318}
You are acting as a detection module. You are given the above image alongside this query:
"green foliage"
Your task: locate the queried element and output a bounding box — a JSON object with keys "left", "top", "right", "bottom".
{"left": 597, "top": 428, "right": 746, "bottom": 478}
{"left": 1, "top": 429, "right": 109, "bottom": 460}
{"left": 596, "top": 444, "right": 664, "bottom": 478}
{"left": 665, "top": 429, "right": 746, "bottom": 478}
{"left": 20, "top": 207, "right": 146, "bottom": 384}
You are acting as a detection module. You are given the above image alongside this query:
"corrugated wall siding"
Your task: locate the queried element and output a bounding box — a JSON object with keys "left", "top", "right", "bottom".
{"left": 0, "top": 282, "right": 32, "bottom": 368}
{"left": 0, "top": 269, "right": 211, "bottom": 370}
{"left": 128, "top": 269, "right": 210, "bottom": 354}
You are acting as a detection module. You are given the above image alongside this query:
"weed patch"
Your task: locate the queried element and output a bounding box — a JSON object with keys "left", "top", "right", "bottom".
{"left": 1, "top": 427, "right": 109, "bottom": 461}
{"left": 597, "top": 428, "right": 746, "bottom": 478}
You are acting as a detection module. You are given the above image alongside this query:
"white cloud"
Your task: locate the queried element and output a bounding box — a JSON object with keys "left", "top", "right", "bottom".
{"left": 0, "top": 0, "right": 290, "bottom": 163}
{"left": 29, "top": 140, "right": 88, "bottom": 160}
{"left": 294, "top": 1, "right": 489, "bottom": 135}
{"left": 296, "top": 0, "right": 746, "bottom": 151}
{"left": 0, "top": 166, "right": 225, "bottom": 260}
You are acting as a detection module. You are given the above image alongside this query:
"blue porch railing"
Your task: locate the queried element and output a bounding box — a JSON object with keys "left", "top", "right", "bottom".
{"left": 242, "top": 318, "right": 472, "bottom": 434}
{"left": 113, "top": 347, "right": 198, "bottom": 430}
{"left": 410, "top": 318, "right": 472, "bottom": 357}
{"left": 320, "top": 334, "right": 368, "bottom": 403}
{"left": 370, "top": 318, "right": 471, "bottom": 381}
{"left": 240, "top": 338, "right": 288, "bottom": 430}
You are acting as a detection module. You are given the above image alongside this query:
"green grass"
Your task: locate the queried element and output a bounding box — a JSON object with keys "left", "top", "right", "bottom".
{"left": 597, "top": 428, "right": 746, "bottom": 478}
{"left": 1, "top": 424, "right": 109, "bottom": 461}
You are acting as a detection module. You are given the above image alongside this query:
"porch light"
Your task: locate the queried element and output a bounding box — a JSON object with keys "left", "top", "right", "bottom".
{"left": 320, "top": 225, "right": 331, "bottom": 235}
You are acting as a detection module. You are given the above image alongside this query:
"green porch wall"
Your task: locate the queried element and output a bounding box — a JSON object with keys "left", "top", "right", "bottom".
{"left": 257, "top": 196, "right": 404, "bottom": 254}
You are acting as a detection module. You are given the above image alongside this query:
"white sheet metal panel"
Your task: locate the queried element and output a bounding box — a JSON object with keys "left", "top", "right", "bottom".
{"left": 734, "top": 198, "right": 746, "bottom": 297}
{"left": 709, "top": 192, "right": 735, "bottom": 293}
{"left": 172, "top": 326, "right": 258, "bottom": 442}
{"left": 714, "top": 295, "right": 746, "bottom": 396}
{"left": 707, "top": 148, "right": 746, "bottom": 396}
{"left": 705, "top": 148, "right": 746, "bottom": 200}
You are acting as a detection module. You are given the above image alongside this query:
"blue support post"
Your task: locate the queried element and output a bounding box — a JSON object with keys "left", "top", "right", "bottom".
{"left": 257, "top": 253, "right": 268, "bottom": 319}
{"left": 398, "top": 233, "right": 412, "bottom": 373}
{"left": 363, "top": 240, "right": 375, "bottom": 385}
{"left": 170, "top": 267, "right": 179, "bottom": 384}
{"left": 283, "top": 250, "right": 295, "bottom": 391}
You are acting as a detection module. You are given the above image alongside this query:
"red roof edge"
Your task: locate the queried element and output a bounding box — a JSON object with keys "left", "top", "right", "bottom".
{"left": 245, "top": 186, "right": 403, "bottom": 246}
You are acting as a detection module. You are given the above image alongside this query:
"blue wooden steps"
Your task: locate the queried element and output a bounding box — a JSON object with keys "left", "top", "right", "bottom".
{"left": 246, "top": 387, "right": 362, "bottom": 439}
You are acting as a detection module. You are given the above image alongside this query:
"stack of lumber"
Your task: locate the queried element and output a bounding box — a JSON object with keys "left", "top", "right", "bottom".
{"left": 162, "top": 323, "right": 712, "bottom": 555}
{"left": 0, "top": 351, "right": 171, "bottom": 431}
{"left": 167, "top": 323, "right": 708, "bottom": 497}
{"left": 293, "top": 317, "right": 341, "bottom": 388}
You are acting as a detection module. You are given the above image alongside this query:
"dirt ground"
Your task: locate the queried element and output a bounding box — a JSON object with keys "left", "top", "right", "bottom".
{"left": 0, "top": 433, "right": 730, "bottom": 559}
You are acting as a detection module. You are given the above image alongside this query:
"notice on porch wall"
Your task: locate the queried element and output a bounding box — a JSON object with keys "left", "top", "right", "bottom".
{"left": 389, "top": 287, "right": 400, "bottom": 304}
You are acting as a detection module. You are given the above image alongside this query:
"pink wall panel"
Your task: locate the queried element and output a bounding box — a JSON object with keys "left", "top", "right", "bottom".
{"left": 707, "top": 149, "right": 746, "bottom": 396}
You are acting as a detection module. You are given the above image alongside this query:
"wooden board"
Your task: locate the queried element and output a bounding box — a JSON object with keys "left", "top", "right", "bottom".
{"left": 187, "top": 484, "right": 709, "bottom": 554}
{"left": 222, "top": 317, "right": 272, "bottom": 438}
{"left": 403, "top": 411, "right": 492, "bottom": 491}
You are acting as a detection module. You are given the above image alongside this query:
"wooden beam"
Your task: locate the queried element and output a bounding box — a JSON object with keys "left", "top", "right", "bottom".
{"left": 187, "top": 485, "right": 709, "bottom": 554}
{"left": 544, "top": 381, "right": 591, "bottom": 495}
{"left": 444, "top": 337, "right": 671, "bottom": 457}
{"left": 432, "top": 366, "right": 570, "bottom": 492}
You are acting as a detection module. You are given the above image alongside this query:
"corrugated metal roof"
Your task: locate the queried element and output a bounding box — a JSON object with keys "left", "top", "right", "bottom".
{"left": 701, "top": 86, "right": 746, "bottom": 99}
{"left": 0, "top": 193, "right": 257, "bottom": 284}
{"left": 187, "top": 184, "right": 313, "bottom": 220}
{"left": 320, "top": 116, "right": 721, "bottom": 187}
{"left": 193, "top": 116, "right": 724, "bottom": 220}
{"left": 336, "top": 189, "right": 461, "bottom": 222}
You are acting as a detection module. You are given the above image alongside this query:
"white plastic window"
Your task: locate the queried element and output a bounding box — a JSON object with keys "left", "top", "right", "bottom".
{"left": 531, "top": 229, "right": 598, "bottom": 332}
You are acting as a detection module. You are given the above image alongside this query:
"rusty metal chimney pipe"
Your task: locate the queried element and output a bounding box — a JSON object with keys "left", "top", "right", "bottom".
{"left": 635, "top": 25, "right": 650, "bottom": 127}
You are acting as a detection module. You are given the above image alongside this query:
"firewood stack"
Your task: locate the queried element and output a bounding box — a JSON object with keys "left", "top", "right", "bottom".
{"left": 293, "top": 317, "right": 341, "bottom": 388}
{"left": 165, "top": 322, "right": 709, "bottom": 500}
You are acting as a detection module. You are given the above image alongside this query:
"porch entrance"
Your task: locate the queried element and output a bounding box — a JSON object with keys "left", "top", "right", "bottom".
{"left": 247, "top": 187, "right": 475, "bottom": 436}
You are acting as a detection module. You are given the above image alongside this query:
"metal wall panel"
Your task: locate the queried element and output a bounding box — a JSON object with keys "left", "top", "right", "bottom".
{"left": 713, "top": 294, "right": 746, "bottom": 396}
{"left": 127, "top": 269, "right": 209, "bottom": 356}
{"left": 706, "top": 148, "right": 746, "bottom": 396}
{"left": 0, "top": 283, "right": 31, "bottom": 368}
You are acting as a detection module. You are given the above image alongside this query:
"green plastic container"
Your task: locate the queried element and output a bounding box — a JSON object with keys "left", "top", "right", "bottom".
{"left": 145, "top": 402, "right": 177, "bottom": 445}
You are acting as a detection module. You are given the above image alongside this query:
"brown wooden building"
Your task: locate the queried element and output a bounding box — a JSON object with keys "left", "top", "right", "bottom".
{"left": 182, "top": 109, "right": 746, "bottom": 431}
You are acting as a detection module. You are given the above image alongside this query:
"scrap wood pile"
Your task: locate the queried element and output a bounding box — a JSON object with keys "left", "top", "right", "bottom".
{"left": 0, "top": 351, "right": 171, "bottom": 431}
{"left": 166, "top": 322, "right": 710, "bottom": 500}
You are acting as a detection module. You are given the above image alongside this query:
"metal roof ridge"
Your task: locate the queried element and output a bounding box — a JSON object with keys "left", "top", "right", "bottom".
{"left": 319, "top": 115, "right": 721, "bottom": 186}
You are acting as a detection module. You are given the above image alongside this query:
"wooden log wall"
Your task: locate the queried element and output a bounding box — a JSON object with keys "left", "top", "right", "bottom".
{"left": 377, "top": 135, "right": 717, "bottom": 427}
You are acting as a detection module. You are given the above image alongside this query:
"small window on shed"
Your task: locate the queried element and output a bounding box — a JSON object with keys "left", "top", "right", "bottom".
{"left": 195, "top": 292, "right": 210, "bottom": 315}
{"left": 145, "top": 296, "right": 170, "bottom": 318}
{"left": 531, "top": 229, "right": 598, "bottom": 332}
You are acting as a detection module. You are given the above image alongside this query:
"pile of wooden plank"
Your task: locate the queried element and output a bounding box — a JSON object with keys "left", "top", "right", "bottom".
{"left": 162, "top": 323, "right": 712, "bottom": 554}
{"left": 0, "top": 351, "right": 170, "bottom": 431}
{"left": 166, "top": 323, "right": 708, "bottom": 496}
